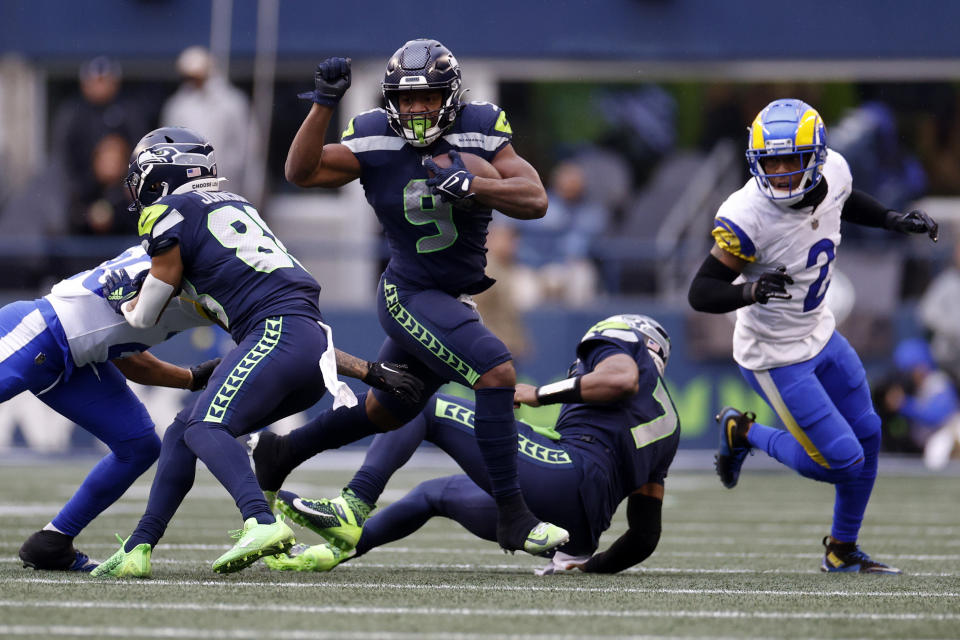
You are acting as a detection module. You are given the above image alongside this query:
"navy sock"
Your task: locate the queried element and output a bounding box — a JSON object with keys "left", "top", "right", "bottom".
{"left": 126, "top": 417, "right": 196, "bottom": 551}
{"left": 473, "top": 387, "right": 522, "bottom": 501}
{"left": 52, "top": 431, "right": 160, "bottom": 537}
{"left": 286, "top": 393, "right": 379, "bottom": 468}
{"left": 184, "top": 422, "right": 273, "bottom": 524}
{"left": 348, "top": 412, "right": 428, "bottom": 506}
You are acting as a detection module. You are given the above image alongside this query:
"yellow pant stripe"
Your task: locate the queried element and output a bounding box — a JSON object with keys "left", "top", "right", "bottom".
{"left": 754, "top": 370, "right": 830, "bottom": 469}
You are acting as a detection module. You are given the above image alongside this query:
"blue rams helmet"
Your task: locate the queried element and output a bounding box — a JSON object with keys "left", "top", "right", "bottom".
{"left": 124, "top": 126, "right": 220, "bottom": 213}
{"left": 746, "top": 99, "right": 827, "bottom": 205}
{"left": 382, "top": 39, "right": 463, "bottom": 147}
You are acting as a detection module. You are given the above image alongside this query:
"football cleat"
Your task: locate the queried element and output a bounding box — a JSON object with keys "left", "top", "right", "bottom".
{"left": 211, "top": 515, "right": 295, "bottom": 574}
{"left": 19, "top": 530, "right": 98, "bottom": 572}
{"left": 90, "top": 535, "right": 151, "bottom": 579}
{"left": 276, "top": 487, "right": 373, "bottom": 552}
{"left": 821, "top": 536, "right": 902, "bottom": 574}
{"left": 714, "top": 406, "right": 755, "bottom": 489}
{"left": 262, "top": 542, "right": 354, "bottom": 572}
{"left": 520, "top": 522, "right": 570, "bottom": 557}
{"left": 248, "top": 430, "right": 295, "bottom": 495}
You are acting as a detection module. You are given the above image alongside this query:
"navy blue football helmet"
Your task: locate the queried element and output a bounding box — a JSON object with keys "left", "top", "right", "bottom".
{"left": 381, "top": 39, "right": 463, "bottom": 147}
{"left": 125, "top": 126, "right": 220, "bottom": 212}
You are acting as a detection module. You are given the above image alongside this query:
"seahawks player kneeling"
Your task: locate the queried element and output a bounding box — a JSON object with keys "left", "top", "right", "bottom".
{"left": 259, "top": 314, "right": 678, "bottom": 575}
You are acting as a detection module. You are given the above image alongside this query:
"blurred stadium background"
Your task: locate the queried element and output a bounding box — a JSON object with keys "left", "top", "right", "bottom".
{"left": 2, "top": 0, "right": 960, "bottom": 454}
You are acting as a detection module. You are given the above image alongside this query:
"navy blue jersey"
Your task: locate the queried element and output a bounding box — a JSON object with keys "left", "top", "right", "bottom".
{"left": 556, "top": 318, "right": 680, "bottom": 502}
{"left": 341, "top": 102, "right": 513, "bottom": 294}
{"left": 137, "top": 190, "right": 322, "bottom": 342}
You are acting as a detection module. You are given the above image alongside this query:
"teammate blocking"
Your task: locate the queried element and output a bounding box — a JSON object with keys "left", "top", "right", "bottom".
{"left": 688, "top": 98, "right": 938, "bottom": 574}
{"left": 255, "top": 314, "right": 679, "bottom": 575}
{"left": 90, "top": 127, "right": 422, "bottom": 578}
{"left": 278, "top": 38, "right": 566, "bottom": 554}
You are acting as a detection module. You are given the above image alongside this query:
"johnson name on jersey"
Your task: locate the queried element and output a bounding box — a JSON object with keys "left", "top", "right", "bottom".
{"left": 712, "top": 149, "right": 853, "bottom": 370}
{"left": 556, "top": 315, "right": 679, "bottom": 513}
{"left": 340, "top": 102, "right": 514, "bottom": 294}
{"left": 43, "top": 246, "right": 211, "bottom": 368}
{"left": 136, "top": 190, "right": 322, "bottom": 342}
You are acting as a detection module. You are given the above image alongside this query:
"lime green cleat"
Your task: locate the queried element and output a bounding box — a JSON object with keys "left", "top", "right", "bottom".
{"left": 90, "top": 535, "right": 152, "bottom": 579}
{"left": 211, "top": 514, "right": 295, "bottom": 574}
{"left": 262, "top": 542, "right": 354, "bottom": 572}
{"left": 263, "top": 490, "right": 277, "bottom": 512}
{"left": 275, "top": 487, "right": 373, "bottom": 552}
{"left": 522, "top": 522, "right": 570, "bottom": 556}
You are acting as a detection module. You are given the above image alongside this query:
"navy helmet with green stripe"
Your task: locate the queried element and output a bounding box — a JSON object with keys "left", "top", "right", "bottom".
{"left": 125, "top": 126, "right": 220, "bottom": 213}
{"left": 382, "top": 38, "right": 463, "bottom": 147}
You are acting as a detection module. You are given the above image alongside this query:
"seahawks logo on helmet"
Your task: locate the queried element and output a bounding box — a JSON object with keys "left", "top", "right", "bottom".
{"left": 124, "top": 126, "right": 221, "bottom": 213}
{"left": 580, "top": 314, "right": 671, "bottom": 375}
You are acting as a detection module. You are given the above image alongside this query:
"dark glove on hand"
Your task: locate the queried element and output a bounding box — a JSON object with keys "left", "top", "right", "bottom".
{"left": 363, "top": 361, "right": 426, "bottom": 406}
{"left": 102, "top": 269, "right": 147, "bottom": 315}
{"left": 423, "top": 150, "right": 476, "bottom": 202}
{"left": 188, "top": 357, "right": 222, "bottom": 392}
{"left": 887, "top": 209, "right": 939, "bottom": 242}
{"left": 749, "top": 265, "right": 794, "bottom": 304}
{"left": 297, "top": 57, "right": 352, "bottom": 106}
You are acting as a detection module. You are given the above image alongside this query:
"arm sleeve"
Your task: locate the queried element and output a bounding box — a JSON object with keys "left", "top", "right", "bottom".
{"left": 582, "top": 493, "right": 662, "bottom": 574}
{"left": 840, "top": 189, "right": 893, "bottom": 228}
{"left": 687, "top": 253, "right": 753, "bottom": 313}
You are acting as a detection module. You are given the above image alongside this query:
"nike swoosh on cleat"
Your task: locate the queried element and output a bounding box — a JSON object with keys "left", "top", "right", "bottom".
{"left": 292, "top": 498, "right": 330, "bottom": 518}
{"left": 527, "top": 535, "right": 552, "bottom": 546}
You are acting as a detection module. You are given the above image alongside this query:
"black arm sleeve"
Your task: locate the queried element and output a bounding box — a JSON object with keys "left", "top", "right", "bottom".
{"left": 840, "top": 189, "right": 893, "bottom": 228}
{"left": 687, "top": 253, "right": 753, "bottom": 314}
{"left": 581, "top": 493, "right": 662, "bottom": 574}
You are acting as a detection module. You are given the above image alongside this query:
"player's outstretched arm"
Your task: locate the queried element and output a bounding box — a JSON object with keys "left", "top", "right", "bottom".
{"left": 688, "top": 245, "right": 793, "bottom": 313}
{"left": 334, "top": 349, "right": 425, "bottom": 406}
{"left": 515, "top": 353, "right": 639, "bottom": 408}
{"left": 112, "top": 352, "right": 221, "bottom": 391}
{"left": 841, "top": 189, "right": 939, "bottom": 242}
{"left": 580, "top": 484, "right": 663, "bottom": 574}
{"left": 115, "top": 246, "right": 183, "bottom": 329}
{"left": 472, "top": 144, "right": 548, "bottom": 220}
{"left": 286, "top": 57, "right": 361, "bottom": 188}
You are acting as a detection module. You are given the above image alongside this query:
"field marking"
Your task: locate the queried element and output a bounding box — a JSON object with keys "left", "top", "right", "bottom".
{"left": 2, "top": 600, "right": 959, "bottom": 622}
{"left": 0, "top": 626, "right": 802, "bottom": 640}
{"left": 3, "top": 579, "right": 960, "bottom": 599}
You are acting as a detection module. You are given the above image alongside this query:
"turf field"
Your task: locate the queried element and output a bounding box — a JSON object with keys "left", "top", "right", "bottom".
{"left": 1, "top": 450, "right": 958, "bottom": 640}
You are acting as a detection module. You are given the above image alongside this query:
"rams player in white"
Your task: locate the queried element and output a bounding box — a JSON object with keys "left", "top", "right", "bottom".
{"left": 688, "top": 98, "right": 938, "bottom": 574}
{"left": 2, "top": 246, "right": 219, "bottom": 572}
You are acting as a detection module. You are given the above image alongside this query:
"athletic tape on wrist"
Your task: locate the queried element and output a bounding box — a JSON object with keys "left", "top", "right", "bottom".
{"left": 536, "top": 376, "right": 583, "bottom": 405}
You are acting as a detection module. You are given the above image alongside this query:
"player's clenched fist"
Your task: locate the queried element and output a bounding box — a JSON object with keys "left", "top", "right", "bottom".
{"left": 298, "top": 57, "right": 352, "bottom": 106}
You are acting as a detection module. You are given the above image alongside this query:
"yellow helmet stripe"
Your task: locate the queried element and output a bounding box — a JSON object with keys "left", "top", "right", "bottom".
{"left": 795, "top": 108, "right": 821, "bottom": 147}
{"left": 750, "top": 115, "right": 766, "bottom": 150}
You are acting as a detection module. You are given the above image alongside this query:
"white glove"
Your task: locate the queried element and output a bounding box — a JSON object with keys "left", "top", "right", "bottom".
{"left": 534, "top": 551, "right": 591, "bottom": 576}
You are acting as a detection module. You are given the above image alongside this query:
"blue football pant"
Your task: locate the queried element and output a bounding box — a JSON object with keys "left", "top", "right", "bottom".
{"left": 127, "top": 315, "right": 328, "bottom": 549}
{"left": 348, "top": 394, "right": 596, "bottom": 556}
{"left": 0, "top": 300, "right": 159, "bottom": 538}
{"left": 740, "top": 331, "right": 881, "bottom": 542}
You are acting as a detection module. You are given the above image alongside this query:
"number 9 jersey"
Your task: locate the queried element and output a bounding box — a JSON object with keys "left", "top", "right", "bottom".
{"left": 137, "top": 190, "right": 323, "bottom": 343}
{"left": 711, "top": 149, "right": 852, "bottom": 371}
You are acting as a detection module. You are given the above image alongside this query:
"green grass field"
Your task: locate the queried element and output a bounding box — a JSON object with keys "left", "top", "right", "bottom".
{"left": 1, "top": 452, "right": 959, "bottom": 640}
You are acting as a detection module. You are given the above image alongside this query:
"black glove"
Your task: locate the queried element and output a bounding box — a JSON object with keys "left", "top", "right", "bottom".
{"left": 297, "top": 57, "right": 351, "bottom": 106}
{"left": 887, "top": 209, "right": 939, "bottom": 242}
{"left": 102, "top": 269, "right": 147, "bottom": 315}
{"left": 749, "top": 265, "right": 794, "bottom": 304}
{"left": 188, "top": 357, "right": 222, "bottom": 392}
{"left": 363, "top": 361, "right": 425, "bottom": 406}
{"left": 423, "top": 150, "right": 476, "bottom": 202}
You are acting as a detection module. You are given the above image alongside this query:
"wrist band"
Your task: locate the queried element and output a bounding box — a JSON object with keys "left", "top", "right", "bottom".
{"left": 536, "top": 376, "right": 583, "bottom": 405}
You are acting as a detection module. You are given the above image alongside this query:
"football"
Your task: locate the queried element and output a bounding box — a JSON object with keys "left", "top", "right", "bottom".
{"left": 428, "top": 151, "right": 502, "bottom": 180}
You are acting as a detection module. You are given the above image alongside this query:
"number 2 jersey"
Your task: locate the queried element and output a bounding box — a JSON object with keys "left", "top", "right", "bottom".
{"left": 555, "top": 316, "right": 680, "bottom": 534}
{"left": 137, "top": 190, "right": 323, "bottom": 343}
{"left": 42, "top": 245, "right": 210, "bottom": 371}
{"left": 712, "top": 149, "right": 852, "bottom": 371}
{"left": 341, "top": 102, "right": 514, "bottom": 295}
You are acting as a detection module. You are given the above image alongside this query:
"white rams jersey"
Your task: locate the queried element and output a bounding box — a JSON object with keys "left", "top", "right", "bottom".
{"left": 44, "top": 246, "right": 212, "bottom": 367}
{"left": 712, "top": 149, "right": 852, "bottom": 370}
